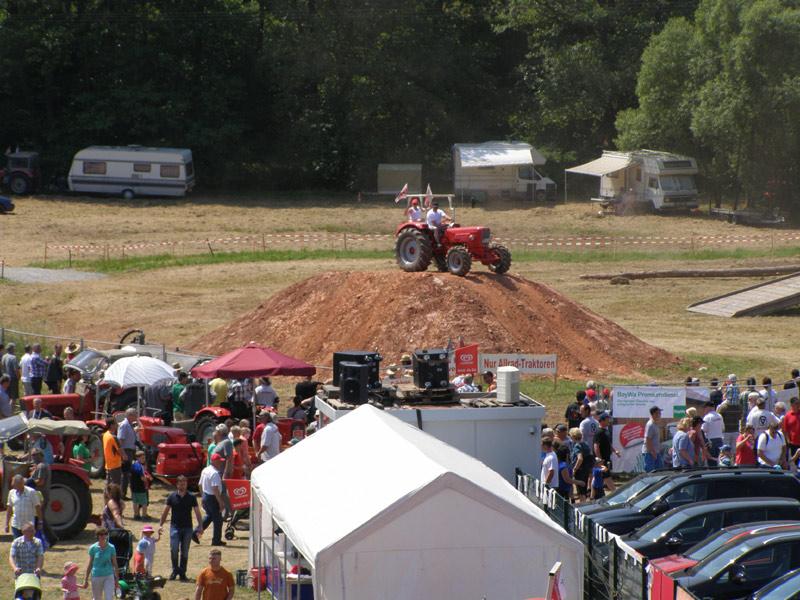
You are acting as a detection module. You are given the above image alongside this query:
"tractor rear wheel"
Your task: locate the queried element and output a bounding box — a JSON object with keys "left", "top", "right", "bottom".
{"left": 433, "top": 256, "right": 447, "bottom": 272}
{"left": 9, "top": 174, "right": 30, "bottom": 195}
{"left": 49, "top": 470, "right": 92, "bottom": 539}
{"left": 195, "top": 414, "right": 219, "bottom": 449}
{"left": 395, "top": 228, "right": 433, "bottom": 272}
{"left": 446, "top": 246, "right": 472, "bottom": 277}
{"left": 88, "top": 428, "right": 106, "bottom": 479}
{"left": 488, "top": 244, "right": 512, "bottom": 274}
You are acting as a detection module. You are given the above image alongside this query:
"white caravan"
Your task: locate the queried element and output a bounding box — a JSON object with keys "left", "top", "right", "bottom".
{"left": 567, "top": 149, "right": 698, "bottom": 211}
{"left": 68, "top": 145, "right": 195, "bottom": 199}
{"left": 452, "top": 141, "right": 557, "bottom": 202}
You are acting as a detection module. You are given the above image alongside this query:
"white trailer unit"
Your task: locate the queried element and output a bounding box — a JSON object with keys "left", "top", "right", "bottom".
{"left": 68, "top": 145, "right": 195, "bottom": 199}
{"left": 453, "top": 141, "right": 557, "bottom": 202}
{"left": 566, "top": 149, "right": 698, "bottom": 211}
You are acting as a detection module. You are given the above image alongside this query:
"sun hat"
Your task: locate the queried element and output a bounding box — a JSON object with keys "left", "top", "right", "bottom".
{"left": 142, "top": 525, "right": 154, "bottom": 534}
{"left": 64, "top": 561, "right": 79, "bottom": 575}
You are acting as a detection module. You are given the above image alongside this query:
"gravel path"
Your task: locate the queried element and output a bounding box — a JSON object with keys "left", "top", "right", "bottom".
{"left": 1, "top": 266, "right": 107, "bottom": 283}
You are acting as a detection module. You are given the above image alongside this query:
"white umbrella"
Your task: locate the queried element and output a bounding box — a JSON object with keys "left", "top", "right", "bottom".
{"left": 102, "top": 355, "right": 175, "bottom": 388}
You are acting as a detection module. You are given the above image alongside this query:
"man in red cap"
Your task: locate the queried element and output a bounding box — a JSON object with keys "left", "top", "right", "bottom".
{"left": 194, "top": 453, "right": 226, "bottom": 547}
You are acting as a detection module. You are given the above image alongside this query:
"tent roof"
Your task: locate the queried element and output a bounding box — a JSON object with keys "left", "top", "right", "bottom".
{"left": 455, "top": 141, "right": 546, "bottom": 168}
{"left": 251, "top": 404, "right": 580, "bottom": 567}
{"left": 565, "top": 153, "right": 635, "bottom": 176}
{"left": 190, "top": 343, "right": 315, "bottom": 379}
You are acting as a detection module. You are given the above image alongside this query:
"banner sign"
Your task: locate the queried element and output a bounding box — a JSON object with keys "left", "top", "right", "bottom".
{"left": 455, "top": 345, "right": 479, "bottom": 375}
{"left": 612, "top": 386, "right": 686, "bottom": 419}
{"left": 479, "top": 354, "right": 557, "bottom": 374}
{"left": 226, "top": 479, "right": 250, "bottom": 510}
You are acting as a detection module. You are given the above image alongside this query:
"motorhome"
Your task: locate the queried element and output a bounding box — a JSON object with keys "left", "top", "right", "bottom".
{"left": 68, "top": 145, "right": 195, "bottom": 199}
{"left": 452, "top": 141, "right": 557, "bottom": 202}
{"left": 566, "top": 149, "right": 699, "bottom": 211}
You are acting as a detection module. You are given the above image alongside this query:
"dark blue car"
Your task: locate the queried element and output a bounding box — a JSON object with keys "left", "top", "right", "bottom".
{"left": 0, "top": 196, "right": 14, "bottom": 213}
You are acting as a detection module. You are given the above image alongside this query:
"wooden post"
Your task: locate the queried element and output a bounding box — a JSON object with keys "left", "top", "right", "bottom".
{"left": 344, "top": 233, "right": 347, "bottom": 251}
{"left": 43, "top": 244, "right": 47, "bottom": 267}
{"left": 68, "top": 249, "right": 72, "bottom": 268}
{"left": 207, "top": 240, "right": 214, "bottom": 256}
{"left": 262, "top": 233, "right": 266, "bottom": 253}
{"left": 122, "top": 246, "right": 125, "bottom": 261}
{"left": 772, "top": 234, "right": 775, "bottom": 256}
{"left": 1, "top": 260, "right": 4, "bottom": 280}
{"left": 613, "top": 237, "right": 617, "bottom": 260}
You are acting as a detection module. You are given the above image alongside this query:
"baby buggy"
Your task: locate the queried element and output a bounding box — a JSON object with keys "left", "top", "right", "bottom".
{"left": 118, "top": 573, "right": 167, "bottom": 600}
{"left": 14, "top": 574, "right": 42, "bottom": 600}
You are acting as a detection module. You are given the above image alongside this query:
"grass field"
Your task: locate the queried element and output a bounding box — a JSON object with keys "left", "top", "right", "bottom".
{"left": 2, "top": 193, "right": 800, "bottom": 600}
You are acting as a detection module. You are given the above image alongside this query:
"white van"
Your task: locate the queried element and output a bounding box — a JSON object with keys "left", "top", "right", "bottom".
{"left": 68, "top": 145, "right": 195, "bottom": 199}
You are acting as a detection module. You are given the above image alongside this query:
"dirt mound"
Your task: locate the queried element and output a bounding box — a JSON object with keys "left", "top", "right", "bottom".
{"left": 190, "top": 271, "right": 680, "bottom": 379}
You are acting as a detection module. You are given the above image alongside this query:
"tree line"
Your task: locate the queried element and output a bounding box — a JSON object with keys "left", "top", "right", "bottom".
{"left": 1, "top": 0, "right": 797, "bottom": 209}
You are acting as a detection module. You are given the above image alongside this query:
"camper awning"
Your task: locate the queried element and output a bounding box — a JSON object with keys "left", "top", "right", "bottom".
{"left": 566, "top": 155, "right": 634, "bottom": 176}
{"left": 457, "top": 142, "right": 545, "bottom": 168}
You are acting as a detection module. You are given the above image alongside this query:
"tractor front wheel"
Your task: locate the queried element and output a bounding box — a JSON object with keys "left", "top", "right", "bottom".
{"left": 9, "top": 174, "right": 30, "bottom": 195}
{"left": 488, "top": 244, "right": 512, "bottom": 274}
{"left": 446, "top": 246, "right": 472, "bottom": 277}
{"left": 396, "top": 228, "right": 433, "bottom": 272}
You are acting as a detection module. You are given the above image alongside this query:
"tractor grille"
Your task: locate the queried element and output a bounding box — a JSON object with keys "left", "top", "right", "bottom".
{"left": 482, "top": 229, "right": 491, "bottom": 245}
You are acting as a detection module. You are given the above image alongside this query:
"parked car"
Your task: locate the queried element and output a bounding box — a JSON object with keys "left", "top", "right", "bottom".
{"left": 576, "top": 469, "right": 674, "bottom": 515}
{"left": 651, "top": 521, "right": 800, "bottom": 575}
{"left": 0, "top": 195, "right": 14, "bottom": 213}
{"left": 588, "top": 468, "right": 800, "bottom": 535}
{"left": 670, "top": 527, "right": 800, "bottom": 600}
{"left": 619, "top": 497, "right": 800, "bottom": 559}
{"left": 746, "top": 566, "right": 800, "bottom": 600}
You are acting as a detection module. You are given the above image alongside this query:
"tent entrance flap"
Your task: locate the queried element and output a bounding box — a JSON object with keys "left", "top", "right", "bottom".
{"left": 565, "top": 155, "right": 634, "bottom": 177}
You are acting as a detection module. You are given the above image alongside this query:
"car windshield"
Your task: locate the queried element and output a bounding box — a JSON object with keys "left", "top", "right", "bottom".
{"left": 600, "top": 473, "right": 663, "bottom": 507}
{"left": 685, "top": 523, "right": 800, "bottom": 561}
{"left": 659, "top": 175, "right": 696, "bottom": 192}
{"left": 629, "top": 477, "right": 674, "bottom": 509}
{"left": 631, "top": 508, "right": 696, "bottom": 543}
{"left": 688, "top": 537, "right": 761, "bottom": 577}
{"left": 752, "top": 567, "right": 800, "bottom": 600}
{"left": 66, "top": 350, "right": 106, "bottom": 376}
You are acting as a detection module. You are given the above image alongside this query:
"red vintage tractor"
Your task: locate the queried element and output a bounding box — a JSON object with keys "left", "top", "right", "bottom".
{"left": 395, "top": 196, "right": 511, "bottom": 276}
{"left": 2, "top": 150, "right": 41, "bottom": 195}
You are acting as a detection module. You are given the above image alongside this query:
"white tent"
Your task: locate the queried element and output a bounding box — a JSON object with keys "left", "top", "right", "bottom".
{"left": 250, "top": 404, "right": 584, "bottom": 600}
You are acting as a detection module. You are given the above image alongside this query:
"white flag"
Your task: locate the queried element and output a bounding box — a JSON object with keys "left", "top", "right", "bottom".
{"left": 424, "top": 183, "right": 433, "bottom": 208}
{"left": 394, "top": 183, "right": 408, "bottom": 203}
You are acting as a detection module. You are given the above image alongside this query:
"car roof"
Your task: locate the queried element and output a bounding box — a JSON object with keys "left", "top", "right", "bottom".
{"left": 749, "top": 566, "right": 800, "bottom": 599}
{"left": 668, "top": 496, "right": 800, "bottom": 517}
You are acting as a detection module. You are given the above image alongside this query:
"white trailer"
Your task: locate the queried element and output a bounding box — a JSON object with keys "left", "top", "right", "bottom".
{"left": 452, "top": 141, "right": 557, "bottom": 203}
{"left": 566, "top": 149, "right": 699, "bottom": 212}
{"left": 68, "top": 145, "right": 195, "bottom": 199}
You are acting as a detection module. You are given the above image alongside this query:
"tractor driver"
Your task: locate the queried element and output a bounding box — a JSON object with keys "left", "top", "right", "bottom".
{"left": 426, "top": 202, "right": 452, "bottom": 246}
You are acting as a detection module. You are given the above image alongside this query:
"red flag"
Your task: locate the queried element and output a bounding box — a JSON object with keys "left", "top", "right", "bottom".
{"left": 394, "top": 183, "right": 408, "bottom": 203}
{"left": 455, "top": 344, "right": 478, "bottom": 375}
{"left": 424, "top": 183, "right": 433, "bottom": 208}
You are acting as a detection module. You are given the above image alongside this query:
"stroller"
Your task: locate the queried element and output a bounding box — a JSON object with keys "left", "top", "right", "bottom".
{"left": 109, "top": 529, "right": 135, "bottom": 576}
{"left": 14, "top": 574, "right": 42, "bottom": 600}
{"left": 118, "top": 573, "right": 167, "bottom": 600}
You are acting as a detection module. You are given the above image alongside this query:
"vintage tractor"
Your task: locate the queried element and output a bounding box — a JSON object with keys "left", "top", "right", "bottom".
{"left": 0, "top": 414, "right": 93, "bottom": 539}
{"left": 395, "top": 196, "right": 511, "bottom": 277}
{"left": 2, "top": 150, "right": 41, "bottom": 195}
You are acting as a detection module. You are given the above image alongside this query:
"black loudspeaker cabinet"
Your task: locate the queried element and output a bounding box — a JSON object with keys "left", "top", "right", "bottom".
{"left": 412, "top": 349, "right": 450, "bottom": 389}
{"left": 332, "top": 351, "right": 382, "bottom": 388}
{"left": 339, "top": 361, "right": 370, "bottom": 405}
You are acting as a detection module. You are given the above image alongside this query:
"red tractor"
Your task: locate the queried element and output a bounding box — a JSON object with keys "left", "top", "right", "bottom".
{"left": 395, "top": 195, "right": 511, "bottom": 277}
{"left": 2, "top": 150, "right": 41, "bottom": 195}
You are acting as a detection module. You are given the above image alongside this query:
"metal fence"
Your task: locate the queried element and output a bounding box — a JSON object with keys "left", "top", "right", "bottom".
{"left": 515, "top": 469, "right": 701, "bottom": 600}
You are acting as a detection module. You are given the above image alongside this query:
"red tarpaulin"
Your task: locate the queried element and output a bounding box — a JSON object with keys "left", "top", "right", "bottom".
{"left": 191, "top": 343, "right": 316, "bottom": 379}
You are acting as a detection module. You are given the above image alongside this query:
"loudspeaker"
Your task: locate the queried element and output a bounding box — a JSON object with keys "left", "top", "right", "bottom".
{"left": 332, "top": 351, "right": 382, "bottom": 388}
{"left": 339, "top": 361, "right": 370, "bottom": 405}
{"left": 412, "top": 349, "right": 450, "bottom": 389}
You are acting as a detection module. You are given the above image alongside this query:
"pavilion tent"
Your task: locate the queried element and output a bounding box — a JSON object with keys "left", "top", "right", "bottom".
{"left": 190, "top": 343, "right": 315, "bottom": 379}
{"left": 250, "top": 404, "right": 584, "bottom": 600}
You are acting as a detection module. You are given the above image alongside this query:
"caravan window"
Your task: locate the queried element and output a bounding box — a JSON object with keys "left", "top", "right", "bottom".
{"left": 518, "top": 166, "right": 536, "bottom": 180}
{"left": 134, "top": 163, "right": 151, "bottom": 173}
{"left": 648, "top": 177, "right": 659, "bottom": 189}
{"left": 160, "top": 165, "right": 180, "bottom": 178}
{"left": 660, "top": 175, "right": 696, "bottom": 191}
{"left": 83, "top": 162, "right": 107, "bottom": 175}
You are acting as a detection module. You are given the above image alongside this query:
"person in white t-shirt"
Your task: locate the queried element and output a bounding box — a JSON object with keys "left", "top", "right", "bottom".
{"left": 405, "top": 198, "right": 423, "bottom": 222}
{"left": 540, "top": 438, "right": 559, "bottom": 489}
{"left": 747, "top": 396, "right": 779, "bottom": 440}
{"left": 425, "top": 202, "right": 451, "bottom": 245}
{"left": 253, "top": 378, "right": 278, "bottom": 410}
{"left": 757, "top": 422, "right": 786, "bottom": 469}
{"left": 701, "top": 400, "right": 725, "bottom": 461}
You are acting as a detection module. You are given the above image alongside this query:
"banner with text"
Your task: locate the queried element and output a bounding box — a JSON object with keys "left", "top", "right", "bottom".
{"left": 479, "top": 354, "right": 557, "bottom": 374}
{"left": 613, "top": 386, "right": 686, "bottom": 419}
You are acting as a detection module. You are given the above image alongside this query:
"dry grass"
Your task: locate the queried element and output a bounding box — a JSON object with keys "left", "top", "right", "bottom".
{"left": 2, "top": 192, "right": 799, "bottom": 381}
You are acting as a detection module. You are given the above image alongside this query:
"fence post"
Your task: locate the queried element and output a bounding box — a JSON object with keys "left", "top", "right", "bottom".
{"left": 69, "top": 249, "right": 72, "bottom": 268}
{"left": 44, "top": 244, "right": 47, "bottom": 267}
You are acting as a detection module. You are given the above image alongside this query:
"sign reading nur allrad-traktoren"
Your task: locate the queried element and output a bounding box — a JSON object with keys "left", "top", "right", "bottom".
{"left": 478, "top": 354, "right": 557, "bottom": 374}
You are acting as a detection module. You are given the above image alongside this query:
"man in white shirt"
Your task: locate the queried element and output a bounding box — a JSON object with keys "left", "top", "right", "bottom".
{"left": 748, "top": 396, "right": 779, "bottom": 440}
{"left": 757, "top": 422, "right": 786, "bottom": 469}
{"left": 19, "top": 345, "right": 33, "bottom": 397}
{"left": 259, "top": 412, "right": 281, "bottom": 462}
{"left": 701, "top": 400, "right": 724, "bottom": 462}
{"left": 253, "top": 378, "right": 278, "bottom": 410}
{"left": 540, "top": 438, "right": 559, "bottom": 489}
{"left": 5, "top": 475, "right": 42, "bottom": 538}
{"left": 195, "top": 454, "right": 226, "bottom": 546}
{"left": 579, "top": 404, "right": 599, "bottom": 454}
{"left": 425, "top": 202, "right": 451, "bottom": 245}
